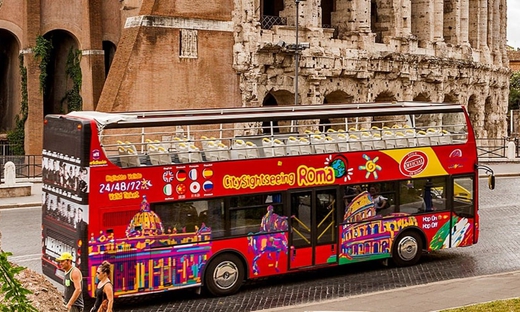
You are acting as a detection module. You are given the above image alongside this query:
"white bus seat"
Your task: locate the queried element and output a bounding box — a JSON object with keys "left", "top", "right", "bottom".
{"left": 311, "top": 134, "right": 326, "bottom": 154}
{"left": 336, "top": 133, "right": 349, "bottom": 152}
{"left": 324, "top": 136, "right": 339, "bottom": 153}
{"left": 416, "top": 131, "right": 431, "bottom": 146}
{"left": 125, "top": 146, "right": 141, "bottom": 167}
{"left": 405, "top": 129, "right": 416, "bottom": 146}
{"left": 245, "top": 141, "right": 259, "bottom": 158}
{"left": 372, "top": 133, "right": 386, "bottom": 150}
{"left": 204, "top": 141, "right": 220, "bottom": 161}
{"left": 273, "top": 139, "right": 286, "bottom": 156}
{"left": 348, "top": 134, "right": 362, "bottom": 151}
{"left": 262, "top": 137, "right": 275, "bottom": 157}
{"left": 382, "top": 131, "right": 395, "bottom": 149}
{"left": 286, "top": 136, "right": 301, "bottom": 155}
{"left": 360, "top": 132, "right": 374, "bottom": 150}
{"left": 395, "top": 132, "right": 409, "bottom": 148}
{"left": 299, "top": 137, "right": 312, "bottom": 155}
{"left": 231, "top": 139, "right": 247, "bottom": 159}
{"left": 326, "top": 128, "right": 338, "bottom": 140}
{"left": 439, "top": 130, "right": 453, "bottom": 144}
{"left": 217, "top": 143, "right": 231, "bottom": 160}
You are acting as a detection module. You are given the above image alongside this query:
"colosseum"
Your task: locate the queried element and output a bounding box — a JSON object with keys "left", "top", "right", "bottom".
{"left": 0, "top": 0, "right": 510, "bottom": 154}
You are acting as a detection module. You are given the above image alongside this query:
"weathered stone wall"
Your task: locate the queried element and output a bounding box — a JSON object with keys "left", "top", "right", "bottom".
{"left": 233, "top": 0, "right": 510, "bottom": 139}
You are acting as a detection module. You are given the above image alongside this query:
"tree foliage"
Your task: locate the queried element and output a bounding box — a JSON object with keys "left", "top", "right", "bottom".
{"left": 0, "top": 252, "right": 38, "bottom": 312}
{"left": 6, "top": 54, "right": 29, "bottom": 155}
{"left": 509, "top": 71, "right": 520, "bottom": 111}
{"left": 61, "top": 47, "right": 83, "bottom": 113}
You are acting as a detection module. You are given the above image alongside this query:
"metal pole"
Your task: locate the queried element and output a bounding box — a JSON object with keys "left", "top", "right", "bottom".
{"left": 295, "top": 0, "right": 299, "bottom": 106}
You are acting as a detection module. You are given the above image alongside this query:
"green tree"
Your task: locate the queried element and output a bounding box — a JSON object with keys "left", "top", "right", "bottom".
{"left": 0, "top": 251, "right": 38, "bottom": 312}
{"left": 509, "top": 71, "right": 520, "bottom": 110}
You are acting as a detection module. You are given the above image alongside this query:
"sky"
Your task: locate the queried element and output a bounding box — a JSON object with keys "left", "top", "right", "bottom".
{"left": 509, "top": 1, "right": 520, "bottom": 48}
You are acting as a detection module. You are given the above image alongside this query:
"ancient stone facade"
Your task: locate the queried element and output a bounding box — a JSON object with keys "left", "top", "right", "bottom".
{"left": 0, "top": 0, "right": 511, "bottom": 154}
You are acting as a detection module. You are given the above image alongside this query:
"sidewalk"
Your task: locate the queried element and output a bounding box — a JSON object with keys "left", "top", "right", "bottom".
{"left": 258, "top": 270, "right": 520, "bottom": 312}
{"left": 0, "top": 181, "right": 42, "bottom": 209}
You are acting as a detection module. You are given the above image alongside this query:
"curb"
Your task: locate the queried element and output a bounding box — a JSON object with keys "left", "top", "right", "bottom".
{"left": 0, "top": 202, "right": 41, "bottom": 209}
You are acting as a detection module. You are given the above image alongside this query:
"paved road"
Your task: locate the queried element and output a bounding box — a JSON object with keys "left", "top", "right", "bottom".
{"left": 1, "top": 169, "right": 518, "bottom": 312}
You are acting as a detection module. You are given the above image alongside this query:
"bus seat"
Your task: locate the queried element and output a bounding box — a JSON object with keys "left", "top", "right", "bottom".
{"left": 125, "top": 147, "right": 141, "bottom": 167}
{"left": 231, "top": 139, "right": 247, "bottom": 159}
{"left": 204, "top": 141, "right": 220, "bottom": 161}
{"left": 311, "top": 134, "right": 326, "bottom": 154}
{"left": 324, "top": 136, "right": 339, "bottom": 153}
{"left": 217, "top": 143, "right": 231, "bottom": 160}
{"left": 348, "top": 134, "right": 362, "bottom": 151}
{"left": 372, "top": 133, "right": 386, "bottom": 150}
{"left": 299, "top": 137, "right": 312, "bottom": 155}
{"left": 360, "top": 132, "right": 374, "bottom": 150}
{"left": 439, "top": 130, "right": 453, "bottom": 144}
{"left": 336, "top": 133, "right": 349, "bottom": 152}
{"left": 262, "top": 137, "right": 275, "bottom": 157}
{"left": 118, "top": 145, "right": 129, "bottom": 168}
{"left": 395, "top": 132, "right": 409, "bottom": 148}
{"left": 273, "top": 139, "right": 286, "bottom": 156}
{"left": 245, "top": 141, "right": 259, "bottom": 158}
{"left": 404, "top": 129, "right": 417, "bottom": 146}
{"left": 416, "top": 130, "right": 431, "bottom": 146}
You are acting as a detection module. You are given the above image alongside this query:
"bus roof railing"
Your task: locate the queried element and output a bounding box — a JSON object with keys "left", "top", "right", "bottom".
{"left": 64, "top": 102, "right": 464, "bottom": 129}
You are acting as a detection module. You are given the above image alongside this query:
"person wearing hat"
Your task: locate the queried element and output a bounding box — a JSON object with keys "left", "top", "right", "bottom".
{"left": 56, "top": 252, "right": 84, "bottom": 312}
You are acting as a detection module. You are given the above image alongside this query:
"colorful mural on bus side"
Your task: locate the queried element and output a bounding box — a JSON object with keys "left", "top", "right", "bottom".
{"left": 83, "top": 140, "right": 475, "bottom": 297}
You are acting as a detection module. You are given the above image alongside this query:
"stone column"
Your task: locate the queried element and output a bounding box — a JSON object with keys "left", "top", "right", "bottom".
{"left": 459, "top": 0, "right": 469, "bottom": 44}
{"left": 501, "top": 0, "right": 508, "bottom": 65}
{"left": 433, "top": 0, "right": 443, "bottom": 41}
{"left": 80, "top": 0, "right": 105, "bottom": 111}
{"left": 23, "top": 0, "right": 43, "bottom": 155}
{"left": 411, "top": 0, "right": 434, "bottom": 44}
{"left": 478, "top": 0, "right": 488, "bottom": 51}
{"left": 442, "top": 0, "right": 460, "bottom": 44}
{"left": 491, "top": 0, "right": 502, "bottom": 66}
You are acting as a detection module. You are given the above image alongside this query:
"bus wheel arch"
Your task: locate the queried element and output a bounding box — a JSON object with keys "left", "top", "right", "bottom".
{"left": 203, "top": 251, "right": 247, "bottom": 296}
{"left": 391, "top": 229, "right": 424, "bottom": 267}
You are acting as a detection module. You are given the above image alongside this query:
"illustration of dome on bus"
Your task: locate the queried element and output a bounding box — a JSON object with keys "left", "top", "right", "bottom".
{"left": 126, "top": 195, "right": 164, "bottom": 237}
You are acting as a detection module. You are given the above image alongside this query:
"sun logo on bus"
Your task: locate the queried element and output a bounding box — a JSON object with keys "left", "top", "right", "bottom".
{"left": 325, "top": 155, "right": 353, "bottom": 181}
{"left": 358, "top": 154, "right": 382, "bottom": 179}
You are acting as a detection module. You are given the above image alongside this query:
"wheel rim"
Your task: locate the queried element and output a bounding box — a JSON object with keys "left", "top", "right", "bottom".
{"left": 397, "top": 236, "right": 418, "bottom": 261}
{"left": 212, "top": 260, "right": 239, "bottom": 290}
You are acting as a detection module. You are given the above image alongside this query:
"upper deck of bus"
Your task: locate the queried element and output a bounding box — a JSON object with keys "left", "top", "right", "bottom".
{"left": 49, "top": 101, "right": 472, "bottom": 168}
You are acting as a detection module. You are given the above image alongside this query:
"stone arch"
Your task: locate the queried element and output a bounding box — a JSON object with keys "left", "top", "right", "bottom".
{"left": 260, "top": 90, "right": 295, "bottom": 134}
{"left": 467, "top": 95, "right": 480, "bottom": 138}
{"left": 322, "top": 90, "right": 354, "bottom": 131}
{"left": 42, "top": 29, "right": 81, "bottom": 117}
{"left": 0, "top": 29, "right": 20, "bottom": 132}
{"left": 374, "top": 91, "right": 396, "bottom": 102}
{"left": 441, "top": 93, "right": 462, "bottom": 127}
{"left": 484, "top": 96, "right": 494, "bottom": 138}
{"left": 102, "top": 40, "right": 117, "bottom": 79}
{"left": 413, "top": 92, "right": 431, "bottom": 102}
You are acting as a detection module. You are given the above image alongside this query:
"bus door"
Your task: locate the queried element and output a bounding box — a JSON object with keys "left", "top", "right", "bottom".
{"left": 450, "top": 176, "right": 476, "bottom": 247}
{"left": 288, "top": 188, "right": 338, "bottom": 269}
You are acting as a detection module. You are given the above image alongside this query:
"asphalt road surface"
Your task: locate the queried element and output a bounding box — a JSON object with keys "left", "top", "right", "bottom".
{"left": 0, "top": 177, "right": 517, "bottom": 311}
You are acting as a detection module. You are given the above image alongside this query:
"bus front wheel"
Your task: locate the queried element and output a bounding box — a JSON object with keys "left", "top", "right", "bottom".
{"left": 392, "top": 231, "right": 422, "bottom": 267}
{"left": 204, "top": 253, "right": 245, "bottom": 296}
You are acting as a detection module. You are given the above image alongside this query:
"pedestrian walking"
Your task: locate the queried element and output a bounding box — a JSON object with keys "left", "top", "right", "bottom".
{"left": 90, "top": 260, "right": 114, "bottom": 312}
{"left": 56, "top": 252, "right": 84, "bottom": 312}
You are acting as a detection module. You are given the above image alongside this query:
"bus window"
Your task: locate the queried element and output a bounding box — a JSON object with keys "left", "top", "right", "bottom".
{"left": 153, "top": 199, "right": 223, "bottom": 234}
{"left": 399, "top": 177, "right": 447, "bottom": 214}
{"left": 230, "top": 193, "right": 285, "bottom": 236}
{"left": 452, "top": 176, "right": 474, "bottom": 218}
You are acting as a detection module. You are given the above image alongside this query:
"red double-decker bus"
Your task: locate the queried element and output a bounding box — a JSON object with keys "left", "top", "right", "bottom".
{"left": 41, "top": 102, "right": 494, "bottom": 298}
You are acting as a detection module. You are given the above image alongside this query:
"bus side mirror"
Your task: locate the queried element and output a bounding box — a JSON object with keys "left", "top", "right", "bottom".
{"left": 488, "top": 175, "right": 495, "bottom": 190}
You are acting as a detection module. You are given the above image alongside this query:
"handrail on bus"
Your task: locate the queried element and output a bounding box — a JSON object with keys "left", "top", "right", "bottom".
{"left": 476, "top": 164, "right": 495, "bottom": 190}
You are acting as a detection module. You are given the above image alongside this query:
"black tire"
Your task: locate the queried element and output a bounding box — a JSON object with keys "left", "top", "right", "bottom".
{"left": 204, "top": 253, "right": 245, "bottom": 296}
{"left": 392, "top": 231, "right": 422, "bottom": 267}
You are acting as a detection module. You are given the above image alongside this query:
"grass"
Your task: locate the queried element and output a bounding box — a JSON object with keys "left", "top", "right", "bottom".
{"left": 441, "top": 298, "right": 520, "bottom": 311}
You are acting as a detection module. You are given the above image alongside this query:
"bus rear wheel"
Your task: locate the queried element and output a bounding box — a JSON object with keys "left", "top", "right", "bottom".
{"left": 392, "top": 231, "right": 422, "bottom": 267}
{"left": 204, "top": 253, "right": 245, "bottom": 296}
